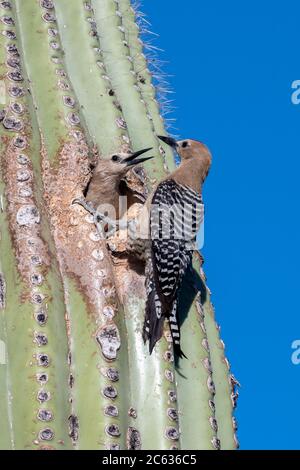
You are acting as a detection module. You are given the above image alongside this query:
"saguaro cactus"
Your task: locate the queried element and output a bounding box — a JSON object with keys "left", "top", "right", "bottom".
{"left": 0, "top": 0, "right": 239, "bottom": 450}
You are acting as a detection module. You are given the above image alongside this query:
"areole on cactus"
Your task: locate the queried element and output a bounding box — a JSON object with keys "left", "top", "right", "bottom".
{"left": 0, "top": 0, "right": 238, "bottom": 450}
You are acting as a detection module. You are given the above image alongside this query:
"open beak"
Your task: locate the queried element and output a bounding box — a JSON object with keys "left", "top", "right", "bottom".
{"left": 123, "top": 147, "right": 153, "bottom": 166}
{"left": 157, "top": 135, "right": 178, "bottom": 149}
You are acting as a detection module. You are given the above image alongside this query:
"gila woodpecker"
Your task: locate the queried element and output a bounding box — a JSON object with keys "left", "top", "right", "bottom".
{"left": 73, "top": 147, "right": 153, "bottom": 235}
{"left": 73, "top": 138, "right": 211, "bottom": 358}
{"left": 141, "top": 135, "right": 211, "bottom": 357}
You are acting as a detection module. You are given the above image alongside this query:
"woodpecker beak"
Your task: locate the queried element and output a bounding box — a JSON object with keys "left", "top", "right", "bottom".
{"left": 157, "top": 135, "right": 178, "bottom": 149}
{"left": 123, "top": 147, "right": 153, "bottom": 166}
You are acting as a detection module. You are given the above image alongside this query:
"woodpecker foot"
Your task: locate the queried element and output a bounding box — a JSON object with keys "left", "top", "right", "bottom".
{"left": 72, "top": 197, "right": 95, "bottom": 216}
{"left": 72, "top": 197, "right": 132, "bottom": 240}
{"left": 73, "top": 198, "right": 107, "bottom": 238}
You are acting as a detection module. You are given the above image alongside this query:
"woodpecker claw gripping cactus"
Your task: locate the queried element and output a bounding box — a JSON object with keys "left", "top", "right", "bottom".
{"left": 0, "top": 0, "right": 238, "bottom": 450}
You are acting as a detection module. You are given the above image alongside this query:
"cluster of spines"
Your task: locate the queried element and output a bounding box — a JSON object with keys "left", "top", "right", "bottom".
{"left": 131, "top": 0, "right": 176, "bottom": 134}
{"left": 114, "top": 0, "right": 175, "bottom": 170}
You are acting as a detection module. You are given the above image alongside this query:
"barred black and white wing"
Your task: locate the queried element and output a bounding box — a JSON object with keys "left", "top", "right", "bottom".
{"left": 143, "top": 179, "right": 204, "bottom": 356}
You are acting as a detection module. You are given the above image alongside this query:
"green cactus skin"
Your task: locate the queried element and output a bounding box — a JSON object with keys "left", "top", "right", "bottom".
{"left": 90, "top": 0, "right": 182, "bottom": 449}
{"left": 201, "top": 276, "right": 239, "bottom": 449}
{"left": 54, "top": 0, "right": 125, "bottom": 155}
{"left": 0, "top": 262, "right": 12, "bottom": 450}
{"left": 14, "top": 0, "right": 131, "bottom": 450}
{"left": 0, "top": 0, "right": 238, "bottom": 450}
{"left": 0, "top": 1, "right": 72, "bottom": 449}
{"left": 111, "top": 0, "right": 176, "bottom": 172}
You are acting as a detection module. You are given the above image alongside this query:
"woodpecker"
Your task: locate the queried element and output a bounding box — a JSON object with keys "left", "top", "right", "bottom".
{"left": 141, "top": 135, "right": 211, "bottom": 357}
{"left": 73, "top": 139, "right": 211, "bottom": 358}
{"left": 73, "top": 147, "right": 153, "bottom": 235}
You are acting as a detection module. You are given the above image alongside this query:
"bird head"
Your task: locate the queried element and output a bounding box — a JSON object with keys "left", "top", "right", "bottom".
{"left": 158, "top": 135, "right": 212, "bottom": 180}
{"left": 95, "top": 147, "right": 154, "bottom": 178}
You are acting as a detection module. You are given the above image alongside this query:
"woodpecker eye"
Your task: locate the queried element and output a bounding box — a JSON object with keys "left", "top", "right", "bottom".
{"left": 181, "top": 141, "right": 189, "bottom": 148}
{"left": 111, "top": 155, "right": 120, "bottom": 162}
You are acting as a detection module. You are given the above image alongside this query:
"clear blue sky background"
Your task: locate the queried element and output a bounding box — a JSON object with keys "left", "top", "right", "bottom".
{"left": 143, "top": 0, "right": 300, "bottom": 450}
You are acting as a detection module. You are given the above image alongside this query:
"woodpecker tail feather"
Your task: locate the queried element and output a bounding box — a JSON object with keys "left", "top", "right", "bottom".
{"left": 173, "top": 343, "right": 187, "bottom": 359}
{"left": 143, "top": 269, "right": 186, "bottom": 357}
{"left": 169, "top": 299, "right": 187, "bottom": 359}
{"left": 143, "top": 288, "right": 165, "bottom": 354}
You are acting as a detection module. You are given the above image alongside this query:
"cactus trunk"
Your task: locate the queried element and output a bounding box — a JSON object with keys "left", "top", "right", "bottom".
{"left": 0, "top": 0, "right": 238, "bottom": 450}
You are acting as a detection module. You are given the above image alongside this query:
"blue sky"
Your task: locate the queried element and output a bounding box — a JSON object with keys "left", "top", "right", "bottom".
{"left": 143, "top": 0, "right": 300, "bottom": 450}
